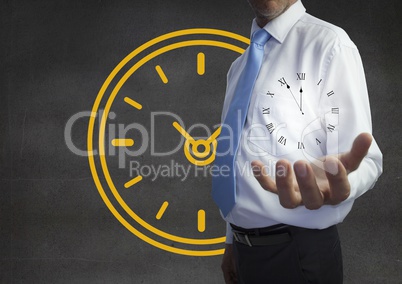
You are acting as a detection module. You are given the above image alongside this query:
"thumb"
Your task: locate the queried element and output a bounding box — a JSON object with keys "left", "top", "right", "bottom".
{"left": 339, "top": 132, "right": 372, "bottom": 173}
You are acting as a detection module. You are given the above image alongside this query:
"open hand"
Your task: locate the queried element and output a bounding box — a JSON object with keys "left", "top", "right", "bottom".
{"left": 251, "top": 133, "right": 372, "bottom": 209}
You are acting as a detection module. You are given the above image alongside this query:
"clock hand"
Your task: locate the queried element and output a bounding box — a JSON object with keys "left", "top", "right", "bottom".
{"left": 206, "top": 127, "right": 221, "bottom": 142}
{"left": 172, "top": 121, "right": 195, "bottom": 141}
{"left": 279, "top": 77, "right": 304, "bottom": 115}
{"left": 299, "top": 86, "right": 304, "bottom": 115}
{"left": 286, "top": 84, "right": 301, "bottom": 111}
{"left": 173, "top": 121, "right": 220, "bottom": 164}
{"left": 173, "top": 122, "right": 221, "bottom": 143}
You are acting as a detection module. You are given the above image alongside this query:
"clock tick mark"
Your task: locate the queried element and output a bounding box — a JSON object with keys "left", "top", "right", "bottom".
{"left": 155, "top": 65, "right": 168, "bottom": 84}
{"left": 197, "top": 52, "right": 205, "bottom": 75}
{"left": 156, "top": 201, "right": 169, "bottom": 220}
{"left": 124, "top": 175, "right": 143, "bottom": 188}
{"left": 111, "top": 138, "right": 134, "bottom": 147}
{"left": 124, "top": 97, "right": 142, "bottom": 110}
{"left": 198, "top": 210, "right": 206, "bottom": 232}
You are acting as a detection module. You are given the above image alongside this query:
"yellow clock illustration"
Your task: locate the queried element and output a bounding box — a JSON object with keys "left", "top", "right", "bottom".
{"left": 87, "top": 29, "right": 249, "bottom": 256}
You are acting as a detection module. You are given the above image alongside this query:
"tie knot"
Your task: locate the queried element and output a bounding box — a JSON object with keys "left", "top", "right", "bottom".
{"left": 251, "top": 28, "right": 270, "bottom": 47}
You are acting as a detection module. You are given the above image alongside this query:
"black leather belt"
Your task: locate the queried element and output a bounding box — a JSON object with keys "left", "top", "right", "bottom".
{"left": 231, "top": 223, "right": 292, "bottom": 247}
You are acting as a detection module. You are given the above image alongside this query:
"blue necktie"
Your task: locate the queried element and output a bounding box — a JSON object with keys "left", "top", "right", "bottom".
{"left": 212, "top": 28, "right": 271, "bottom": 217}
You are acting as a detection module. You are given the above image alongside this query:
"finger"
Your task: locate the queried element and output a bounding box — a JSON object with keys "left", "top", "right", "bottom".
{"left": 339, "top": 132, "right": 372, "bottom": 173}
{"left": 251, "top": 160, "right": 277, "bottom": 194}
{"left": 324, "top": 157, "right": 350, "bottom": 204}
{"left": 276, "top": 160, "right": 301, "bottom": 209}
{"left": 294, "top": 161, "right": 324, "bottom": 210}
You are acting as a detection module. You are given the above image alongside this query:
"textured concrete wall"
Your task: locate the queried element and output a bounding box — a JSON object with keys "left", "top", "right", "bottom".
{"left": 1, "top": 0, "right": 400, "bottom": 283}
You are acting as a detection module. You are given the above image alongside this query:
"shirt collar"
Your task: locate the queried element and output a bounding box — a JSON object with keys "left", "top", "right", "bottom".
{"left": 250, "top": 0, "right": 306, "bottom": 44}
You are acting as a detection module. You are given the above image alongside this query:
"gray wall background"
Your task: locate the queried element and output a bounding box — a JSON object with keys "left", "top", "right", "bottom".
{"left": 1, "top": 0, "right": 401, "bottom": 283}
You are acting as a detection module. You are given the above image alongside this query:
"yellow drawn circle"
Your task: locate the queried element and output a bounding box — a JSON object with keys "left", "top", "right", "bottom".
{"left": 191, "top": 140, "right": 211, "bottom": 158}
{"left": 88, "top": 28, "right": 248, "bottom": 256}
{"left": 184, "top": 139, "right": 218, "bottom": 166}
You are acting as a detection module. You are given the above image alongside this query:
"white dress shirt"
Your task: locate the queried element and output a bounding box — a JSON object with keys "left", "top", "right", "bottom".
{"left": 221, "top": 0, "right": 383, "bottom": 243}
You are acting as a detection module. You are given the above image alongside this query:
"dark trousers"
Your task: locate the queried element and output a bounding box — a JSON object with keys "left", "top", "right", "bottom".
{"left": 233, "top": 225, "right": 343, "bottom": 283}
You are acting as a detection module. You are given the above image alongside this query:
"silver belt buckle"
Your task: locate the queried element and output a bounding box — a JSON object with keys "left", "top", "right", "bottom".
{"left": 233, "top": 231, "right": 240, "bottom": 242}
{"left": 244, "top": 234, "right": 252, "bottom": 247}
{"left": 233, "top": 231, "right": 253, "bottom": 247}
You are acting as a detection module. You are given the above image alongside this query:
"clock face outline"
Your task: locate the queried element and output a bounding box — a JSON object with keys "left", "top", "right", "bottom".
{"left": 248, "top": 70, "right": 339, "bottom": 172}
{"left": 244, "top": 69, "right": 339, "bottom": 161}
{"left": 87, "top": 29, "right": 249, "bottom": 256}
{"left": 248, "top": 72, "right": 312, "bottom": 157}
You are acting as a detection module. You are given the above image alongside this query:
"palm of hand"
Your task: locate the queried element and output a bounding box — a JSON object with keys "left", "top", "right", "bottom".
{"left": 251, "top": 133, "right": 372, "bottom": 209}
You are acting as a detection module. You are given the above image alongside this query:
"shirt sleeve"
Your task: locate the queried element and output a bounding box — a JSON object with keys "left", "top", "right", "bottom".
{"left": 319, "top": 41, "right": 383, "bottom": 201}
{"left": 225, "top": 222, "right": 234, "bottom": 244}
